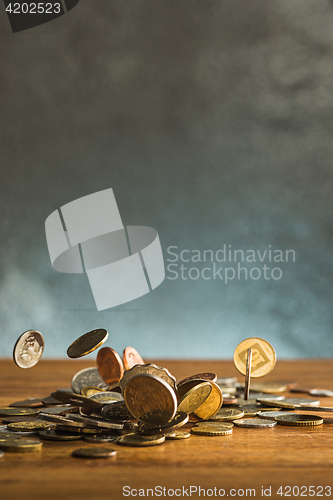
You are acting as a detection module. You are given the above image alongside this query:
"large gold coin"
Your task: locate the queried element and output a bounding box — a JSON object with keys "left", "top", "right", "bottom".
{"left": 124, "top": 373, "right": 177, "bottom": 426}
{"left": 275, "top": 414, "right": 323, "bottom": 426}
{"left": 67, "top": 329, "right": 108, "bottom": 358}
{"left": 177, "top": 382, "right": 212, "bottom": 414}
{"left": 233, "top": 338, "right": 276, "bottom": 378}
{"left": 194, "top": 382, "right": 223, "bottom": 419}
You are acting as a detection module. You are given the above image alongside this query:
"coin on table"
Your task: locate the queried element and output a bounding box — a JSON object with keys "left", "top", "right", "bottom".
{"left": 246, "top": 381, "right": 287, "bottom": 393}
{"left": 233, "top": 418, "right": 277, "bottom": 428}
{"left": 165, "top": 431, "right": 191, "bottom": 440}
{"left": 71, "top": 367, "right": 109, "bottom": 394}
{"left": 191, "top": 425, "right": 233, "bottom": 436}
{"left": 283, "top": 398, "right": 320, "bottom": 407}
{"left": 177, "top": 373, "right": 217, "bottom": 386}
{"left": 119, "top": 363, "right": 177, "bottom": 394}
{"left": 137, "top": 412, "right": 189, "bottom": 435}
{"left": 194, "top": 382, "right": 223, "bottom": 419}
{"left": 257, "top": 398, "right": 296, "bottom": 409}
{"left": 67, "top": 329, "right": 108, "bottom": 358}
{"left": 248, "top": 394, "right": 285, "bottom": 401}
{"left": 239, "top": 405, "right": 281, "bottom": 417}
{"left": 258, "top": 411, "right": 297, "bottom": 420}
{"left": 65, "top": 414, "right": 123, "bottom": 430}
{"left": 0, "top": 438, "right": 43, "bottom": 452}
{"left": 13, "top": 330, "right": 44, "bottom": 368}
{"left": 195, "top": 421, "right": 234, "bottom": 429}
{"left": 81, "top": 386, "right": 104, "bottom": 397}
{"left": 39, "top": 430, "right": 82, "bottom": 441}
{"left": 39, "top": 406, "right": 76, "bottom": 415}
{"left": 309, "top": 389, "right": 333, "bottom": 397}
{"left": 209, "top": 408, "right": 244, "bottom": 421}
{"left": 84, "top": 434, "right": 118, "bottom": 443}
{"left": 55, "top": 425, "right": 103, "bottom": 434}
{"left": 9, "top": 398, "right": 43, "bottom": 408}
{"left": 41, "top": 395, "right": 65, "bottom": 406}
{"left": 97, "top": 346, "right": 124, "bottom": 386}
{"left": 101, "top": 402, "right": 133, "bottom": 421}
{"left": 89, "top": 391, "right": 124, "bottom": 404}
{"left": 72, "top": 447, "right": 117, "bottom": 458}
{"left": 7, "top": 421, "right": 50, "bottom": 432}
{"left": 0, "top": 408, "right": 40, "bottom": 417}
{"left": 38, "top": 413, "right": 87, "bottom": 427}
{"left": 275, "top": 414, "right": 323, "bottom": 426}
{"left": 123, "top": 346, "right": 145, "bottom": 370}
{"left": 117, "top": 433, "right": 166, "bottom": 447}
{"left": 51, "top": 391, "right": 103, "bottom": 409}
{"left": 124, "top": 373, "right": 177, "bottom": 426}
{"left": 0, "top": 432, "right": 22, "bottom": 440}
{"left": 177, "top": 382, "right": 212, "bottom": 414}
{"left": 216, "top": 377, "right": 238, "bottom": 386}
{"left": 233, "top": 338, "right": 276, "bottom": 378}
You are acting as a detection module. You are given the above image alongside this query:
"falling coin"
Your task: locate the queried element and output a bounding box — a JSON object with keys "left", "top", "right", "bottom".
{"left": 234, "top": 338, "right": 276, "bottom": 378}
{"left": 97, "top": 346, "right": 124, "bottom": 386}
{"left": 67, "top": 329, "right": 108, "bottom": 359}
{"left": 13, "top": 330, "right": 44, "bottom": 369}
{"left": 233, "top": 418, "right": 277, "bottom": 428}
{"left": 123, "top": 347, "right": 145, "bottom": 370}
{"left": 72, "top": 447, "right": 117, "bottom": 458}
{"left": 117, "top": 433, "right": 166, "bottom": 447}
{"left": 275, "top": 415, "right": 324, "bottom": 426}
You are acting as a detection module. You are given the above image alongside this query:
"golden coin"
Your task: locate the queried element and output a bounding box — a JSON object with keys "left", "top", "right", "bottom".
{"left": 247, "top": 381, "right": 287, "bottom": 393}
{"left": 13, "top": 330, "right": 44, "bottom": 369}
{"left": 97, "top": 347, "right": 124, "bottom": 385}
{"left": 275, "top": 414, "right": 323, "bottom": 426}
{"left": 123, "top": 347, "right": 144, "bottom": 370}
{"left": 194, "top": 382, "right": 223, "bottom": 419}
{"left": 124, "top": 373, "right": 177, "bottom": 426}
{"left": 117, "top": 433, "right": 166, "bottom": 447}
{"left": 81, "top": 386, "right": 104, "bottom": 397}
{"left": 195, "top": 421, "right": 234, "bottom": 429}
{"left": 177, "top": 373, "right": 217, "bottom": 386}
{"left": 209, "top": 408, "right": 244, "bottom": 421}
{"left": 165, "top": 431, "right": 191, "bottom": 440}
{"left": 257, "top": 398, "right": 296, "bottom": 409}
{"left": 0, "top": 439, "right": 43, "bottom": 452}
{"left": 191, "top": 426, "right": 233, "bottom": 436}
{"left": 7, "top": 422, "right": 50, "bottom": 431}
{"left": 0, "top": 408, "right": 39, "bottom": 417}
{"left": 67, "top": 329, "right": 108, "bottom": 358}
{"left": 177, "top": 382, "right": 212, "bottom": 414}
{"left": 233, "top": 338, "right": 276, "bottom": 378}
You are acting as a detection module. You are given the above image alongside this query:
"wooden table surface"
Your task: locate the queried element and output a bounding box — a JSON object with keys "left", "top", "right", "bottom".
{"left": 0, "top": 359, "right": 333, "bottom": 500}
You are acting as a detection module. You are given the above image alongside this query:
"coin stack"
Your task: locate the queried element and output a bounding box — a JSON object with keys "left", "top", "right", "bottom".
{"left": 0, "top": 331, "right": 332, "bottom": 458}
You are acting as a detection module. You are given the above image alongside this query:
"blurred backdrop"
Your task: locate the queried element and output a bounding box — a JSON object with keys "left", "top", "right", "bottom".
{"left": 0, "top": 0, "right": 332, "bottom": 359}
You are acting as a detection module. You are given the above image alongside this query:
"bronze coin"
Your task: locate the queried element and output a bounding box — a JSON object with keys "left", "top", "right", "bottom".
{"left": 67, "top": 329, "right": 108, "bottom": 359}
{"left": 97, "top": 347, "right": 124, "bottom": 386}
{"left": 123, "top": 347, "right": 145, "bottom": 370}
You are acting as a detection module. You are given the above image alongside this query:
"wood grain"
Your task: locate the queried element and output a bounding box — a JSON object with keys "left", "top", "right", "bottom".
{"left": 0, "top": 359, "right": 333, "bottom": 500}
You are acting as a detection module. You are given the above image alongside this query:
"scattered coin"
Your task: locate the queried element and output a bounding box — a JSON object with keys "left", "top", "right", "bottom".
{"left": 67, "top": 329, "right": 108, "bottom": 359}
{"left": 117, "top": 433, "right": 166, "bottom": 447}
{"left": 123, "top": 346, "right": 145, "bottom": 370}
{"left": 194, "top": 382, "right": 223, "bottom": 419}
{"left": 0, "top": 438, "right": 43, "bottom": 452}
{"left": 246, "top": 381, "right": 287, "bottom": 393}
{"left": 7, "top": 422, "right": 50, "bottom": 432}
{"left": 89, "top": 391, "right": 124, "bottom": 404}
{"left": 165, "top": 431, "right": 191, "bottom": 439}
{"left": 239, "top": 405, "right": 281, "bottom": 417}
{"left": 41, "top": 395, "right": 64, "bottom": 405}
{"left": 13, "top": 330, "right": 44, "bottom": 369}
{"left": 258, "top": 397, "right": 320, "bottom": 408}
{"left": 0, "top": 408, "right": 39, "bottom": 417}
{"left": 65, "top": 414, "right": 123, "bottom": 430}
{"left": 84, "top": 434, "right": 118, "bottom": 443}
{"left": 177, "top": 382, "right": 212, "bottom": 414}
{"left": 9, "top": 398, "right": 43, "bottom": 408}
{"left": 258, "top": 411, "right": 296, "bottom": 420}
{"left": 234, "top": 338, "right": 276, "bottom": 378}
{"left": 309, "top": 389, "right": 333, "bottom": 397}
{"left": 72, "top": 447, "right": 117, "bottom": 458}
{"left": 97, "top": 346, "right": 124, "bottom": 385}
{"left": 124, "top": 373, "right": 177, "bottom": 425}
{"left": 195, "top": 421, "right": 234, "bottom": 429}
{"left": 51, "top": 391, "right": 103, "bottom": 409}
{"left": 233, "top": 418, "right": 277, "bottom": 428}
{"left": 296, "top": 406, "right": 333, "bottom": 413}
{"left": 71, "top": 367, "right": 109, "bottom": 394}
{"left": 39, "top": 430, "right": 82, "bottom": 441}
{"left": 0, "top": 432, "right": 22, "bottom": 440}
{"left": 209, "top": 408, "right": 244, "bottom": 421}
{"left": 39, "top": 406, "right": 76, "bottom": 415}
{"left": 81, "top": 386, "right": 104, "bottom": 397}
{"left": 177, "top": 373, "right": 217, "bottom": 386}
{"left": 1, "top": 416, "right": 41, "bottom": 424}
{"left": 101, "top": 402, "right": 132, "bottom": 421}
{"left": 56, "top": 425, "right": 103, "bottom": 434}
{"left": 191, "top": 426, "right": 233, "bottom": 436}
{"left": 275, "top": 415, "right": 324, "bottom": 426}
{"left": 119, "top": 364, "right": 177, "bottom": 394}
{"left": 137, "top": 412, "right": 189, "bottom": 435}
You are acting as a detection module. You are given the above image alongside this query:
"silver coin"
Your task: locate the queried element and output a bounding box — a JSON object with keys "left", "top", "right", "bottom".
{"left": 71, "top": 367, "right": 109, "bottom": 394}
{"left": 258, "top": 411, "right": 297, "bottom": 420}
{"left": 233, "top": 418, "right": 277, "bottom": 428}
{"left": 216, "top": 377, "right": 238, "bottom": 386}
{"left": 38, "top": 406, "right": 76, "bottom": 415}
{"left": 89, "top": 392, "right": 124, "bottom": 404}
{"left": 119, "top": 363, "right": 176, "bottom": 394}
{"left": 283, "top": 398, "right": 320, "bottom": 407}
{"left": 65, "top": 414, "right": 123, "bottom": 430}
{"left": 309, "top": 389, "right": 333, "bottom": 397}
{"left": 13, "top": 330, "right": 44, "bottom": 369}
{"left": 248, "top": 394, "right": 285, "bottom": 401}
{"left": 51, "top": 391, "right": 103, "bottom": 409}
{"left": 84, "top": 434, "right": 118, "bottom": 443}
{"left": 38, "top": 413, "right": 87, "bottom": 427}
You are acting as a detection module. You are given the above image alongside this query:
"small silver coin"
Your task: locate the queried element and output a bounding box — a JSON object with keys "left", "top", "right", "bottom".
{"left": 84, "top": 434, "right": 118, "bottom": 443}
{"left": 13, "top": 330, "right": 44, "bottom": 369}
{"left": 72, "top": 447, "right": 117, "bottom": 458}
{"left": 233, "top": 418, "right": 277, "bottom": 428}
{"left": 257, "top": 411, "right": 297, "bottom": 420}
{"left": 71, "top": 367, "right": 109, "bottom": 394}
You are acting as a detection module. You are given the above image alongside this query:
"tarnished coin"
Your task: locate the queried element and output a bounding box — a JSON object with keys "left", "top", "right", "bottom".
{"left": 84, "top": 434, "right": 118, "bottom": 443}
{"left": 39, "top": 430, "right": 82, "bottom": 441}
{"left": 234, "top": 338, "right": 276, "bottom": 378}
{"left": 0, "top": 408, "right": 39, "bottom": 417}
{"left": 72, "top": 447, "right": 117, "bottom": 458}
{"left": 275, "top": 414, "right": 323, "bottom": 426}
{"left": 233, "top": 418, "right": 277, "bottom": 428}
{"left": 0, "top": 438, "right": 43, "bottom": 452}
{"left": 97, "top": 347, "right": 124, "bottom": 386}
{"left": 191, "top": 425, "right": 233, "bottom": 436}
{"left": 71, "top": 367, "right": 109, "bottom": 394}
{"left": 209, "top": 408, "right": 244, "bottom": 421}
{"left": 117, "top": 433, "right": 165, "bottom": 447}
{"left": 7, "top": 422, "right": 50, "bottom": 432}
{"left": 9, "top": 398, "right": 43, "bottom": 408}
{"left": 258, "top": 411, "right": 297, "bottom": 420}
{"left": 195, "top": 421, "right": 234, "bottom": 429}
{"left": 1, "top": 416, "right": 41, "bottom": 424}
{"left": 51, "top": 391, "right": 103, "bottom": 409}
{"left": 123, "top": 347, "right": 145, "bottom": 370}
{"left": 81, "top": 386, "right": 104, "bottom": 397}
{"left": 124, "top": 373, "right": 177, "bottom": 426}
{"left": 165, "top": 431, "right": 191, "bottom": 440}
{"left": 137, "top": 412, "right": 189, "bottom": 435}
{"left": 177, "top": 382, "right": 212, "bottom": 414}
{"left": 89, "top": 391, "right": 124, "bottom": 404}
{"left": 67, "top": 329, "right": 108, "bottom": 359}
{"left": 101, "top": 402, "right": 132, "bottom": 421}
{"left": 177, "top": 373, "right": 217, "bottom": 386}
{"left": 119, "top": 363, "right": 177, "bottom": 394}
{"left": 13, "top": 330, "right": 44, "bottom": 369}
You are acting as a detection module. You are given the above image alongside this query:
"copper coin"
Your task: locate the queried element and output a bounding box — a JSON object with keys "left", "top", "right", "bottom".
{"left": 97, "top": 347, "right": 124, "bottom": 386}
{"left": 123, "top": 347, "right": 144, "bottom": 370}
{"left": 9, "top": 398, "right": 43, "bottom": 408}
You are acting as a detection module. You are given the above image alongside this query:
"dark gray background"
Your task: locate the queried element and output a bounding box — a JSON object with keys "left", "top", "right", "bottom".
{"left": 0, "top": 0, "right": 332, "bottom": 359}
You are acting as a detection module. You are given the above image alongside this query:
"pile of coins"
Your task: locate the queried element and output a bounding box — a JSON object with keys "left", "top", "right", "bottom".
{"left": 0, "top": 331, "right": 332, "bottom": 458}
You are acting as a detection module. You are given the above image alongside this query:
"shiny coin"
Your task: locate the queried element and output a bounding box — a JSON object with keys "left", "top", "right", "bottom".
{"left": 81, "top": 386, "right": 104, "bottom": 397}
{"left": 117, "top": 433, "right": 165, "bottom": 447}
{"left": 39, "top": 430, "right": 82, "bottom": 441}
{"left": 275, "top": 414, "right": 323, "bottom": 426}
{"left": 89, "top": 391, "right": 124, "bottom": 404}
{"left": 0, "top": 408, "right": 39, "bottom": 417}
{"left": 72, "top": 447, "right": 117, "bottom": 458}
{"left": 84, "top": 434, "right": 118, "bottom": 443}
{"left": 247, "top": 394, "right": 285, "bottom": 401}
{"left": 309, "top": 389, "right": 333, "bottom": 397}
{"left": 194, "top": 382, "right": 223, "bottom": 419}
{"left": 65, "top": 414, "right": 123, "bottom": 430}
{"left": 13, "top": 330, "right": 44, "bottom": 369}
{"left": 7, "top": 422, "right": 50, "bottom": 432}
{"left": 165, "top": 431, "right": 191, "bottom": 440}
{"left": 119, "top": 363, "right": 177, "bottom": 394}
{"left": 297, "top": 406, "right": 333, "bottom": 413}
{"left": 9, "top": 398, "right": 43, "bottom": 408}
{"left": 97, "top": 346, "right": 124, "bottom": 386}
{"left": 51, "top": 391, "right": 103, "bottom": 409}
{"left": 177, "top": 373, "right": 218, "bottom": 386}
{"left": 233, "top": 418, "right": 277, "bottom": 428}
{"left": 234, "top": 338, "right": 276, "bottom": 378}
{"left": 257, "top": 399, "right": 296, "bottom": 409}
{"left": 101, "top": 402, "right": 132, "bottom": 421}
{"left": 38, "top": 413, "right": 87, "bottom": 427}
{"left": 191, "top": 426, "right": 233, "bottom": 436}
{"left": 258, "top": 411, "right": 297, "bottom": 420}
{"left": 123, "top": 346, "right": 145, "bottom": 370}
{"left": 195, "top": 421, "right": 234, "bottom": 429}
{"left": 124, "top": 373, "right": 177, "bottom": 425}
{"left": 67, "top": 329, "right": 108, "bottom": 359}
{"left": 0, "top": 438, "right": 43, "bottom": 452}
{"left": 209, "top": 408, "right": 244, "bottom": 421}
{"left": 71, "top": 367, "right": 109, "bottom": 394}
{"left": 177, "top": 382, "right": 212, "bottom": 414}
{"left": 137, "top": 412, "right": 189, "bottom": 435}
